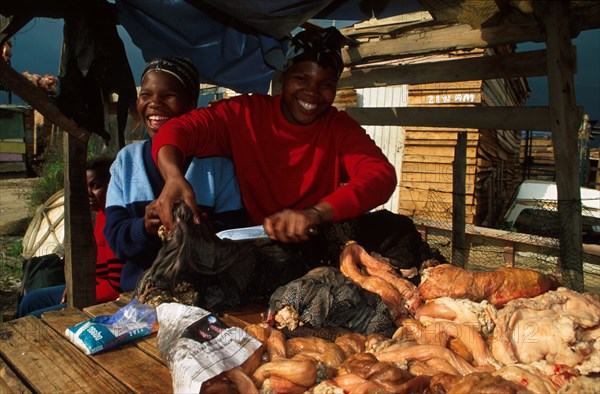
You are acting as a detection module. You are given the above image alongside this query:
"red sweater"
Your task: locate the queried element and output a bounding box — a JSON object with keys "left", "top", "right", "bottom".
{"left": 95, "top": 210, "right": 124, "bottom": 303}
{"left": 152, "top": 94, "right": 397, "bottom": 225}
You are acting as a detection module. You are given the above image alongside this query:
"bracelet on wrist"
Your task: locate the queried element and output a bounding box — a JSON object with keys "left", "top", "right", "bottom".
{"left": 308, "top": 206, "right": 323, "bottom": 224}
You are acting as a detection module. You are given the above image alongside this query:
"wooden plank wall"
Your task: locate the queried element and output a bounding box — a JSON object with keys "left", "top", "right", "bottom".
{"left": 521, "top": 135, "right": 555, "bottom": 181}
{"left": 397, "top": 48, "right": 528, "bottom": 227}
{"left": 399, "top": 76, "right": 482, "bottom": 223}
{"left": 478, "top": 54, "right": 526, "bottom": 225}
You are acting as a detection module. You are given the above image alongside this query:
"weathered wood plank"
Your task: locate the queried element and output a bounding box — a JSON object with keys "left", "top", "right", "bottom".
{"left": 398, "top": 188, "right": 475, "bottom": 206}
{"left": 0, "top": 60, "right": 90, "bottom": 142}
{"left": 41, "top": 309, "right": 172, "bottom": 394}
{"left": 347, "top": 106, "right": 553, "bottom": 131}
{"left": 403, "top": 154, "right": 477, "bottom": 165}
{"left": 414, "top": 219, "right": 600, "bottom": 261}
{"left": 342, "top": 22, "right": 543, "bottom": 65}
{"left": 452, "top": 132, "right": 467, "bottom": 267}
{"left": 0, "top": 358, "right": 32, "bottom": 394}
{"left": 339, "top": 49, "right": 548, "bottom": 89}
{"left": 341, "top": 4, "right": 600, "bottom": 67}
{"left": 401, "top": 180, "right": 475, "bottom": 194}
{"left": 403, "top": 172, "right": 475, "bottom": 185}
{"left": 405, "top": 130, "right": 479, "bottom": 140}
{"left": 0, "top": 141, "right": 26, "bottom": 154}
{"left": 403, "top": 138, "right": 479, "bottom": 147}
{"left": 63, "top": 134, "right": 95, "bottom": 308}
{"left": 542, "top": 1, "right": 583, "bottom": 290}
{"left": 419, "top": 0, "right": 500, "bottom": 27}
{"left": 221, "top": 300, "right": 267, "bottom": 327}
{"left": 403, "top": 145, "right": 478, "bottom": 158}
{"left": 0, "top": 316, "right": 130, "bottom": 393}
{"left": 0, "top": 162, "right": 27, "bottom": 173}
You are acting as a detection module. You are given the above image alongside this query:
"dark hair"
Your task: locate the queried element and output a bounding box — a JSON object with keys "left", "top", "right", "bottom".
{"left": 284, "top": 27, "right": 346, "bottom": 77}
{"left": 86, "top": 156, "right": 114, "bottom": 182}
{"left": 142, "top": 57, "right": 200, "bottom": 105}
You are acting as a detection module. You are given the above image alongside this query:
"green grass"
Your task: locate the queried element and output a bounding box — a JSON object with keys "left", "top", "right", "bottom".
{"left": 24, "top": 142, "right": 64, "bottom": 212}
{"left": 0, "top": 239, "right": 23, "bottom": 286}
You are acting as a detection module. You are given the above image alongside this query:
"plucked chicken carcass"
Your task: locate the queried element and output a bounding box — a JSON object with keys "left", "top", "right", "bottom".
{"left": 429, "top": 371, "right": 535, "bottom": 394}
{"left": 415, "top": 297, "right": 497, "bottom": 335}
{"left": 492, "top": 287, "right": 600, "bottom": 375}
{"left": 418, "top": 264, "right": 559, "bottom": 307}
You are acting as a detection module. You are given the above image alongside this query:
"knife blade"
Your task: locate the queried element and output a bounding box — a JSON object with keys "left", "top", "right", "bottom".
{"left": 216, "top": 224, "right": 319, "bottom": 241}
{"left": 216, "top": 225, "right": 269, "bottom": 240}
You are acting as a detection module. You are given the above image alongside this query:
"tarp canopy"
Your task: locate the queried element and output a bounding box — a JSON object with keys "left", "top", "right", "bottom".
{"left": 115, "top": 0, "right": 424, "bottom": 93}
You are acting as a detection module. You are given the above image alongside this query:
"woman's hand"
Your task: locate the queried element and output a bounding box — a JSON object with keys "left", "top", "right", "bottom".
{"left": 154, "top": 145, "right": 201, "bottom": 230}
{"left": 154, "top": 176, "right": 200, "bottom": 231}
{"left": 263, "top": 204, "right": 330, "bottom": 243}
{"left": 144, "top": 200, "right": 162, "bottom": 235}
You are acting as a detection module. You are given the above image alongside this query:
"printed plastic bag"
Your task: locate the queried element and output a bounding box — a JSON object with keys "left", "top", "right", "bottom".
{"left": 65, "top": 299, "right": 157, "bottom": 355}
{"left": 156, "top": 303, "right": 261, "bottom": 393}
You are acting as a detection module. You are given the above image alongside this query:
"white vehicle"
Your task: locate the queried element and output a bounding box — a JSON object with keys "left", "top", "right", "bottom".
{"left": 502, "top": 180, "right": 600, "bottom": 244}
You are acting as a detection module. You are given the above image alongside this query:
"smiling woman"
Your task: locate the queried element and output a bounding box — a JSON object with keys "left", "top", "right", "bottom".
{"left": 149, "top": 27, "right": 397, "bottom": 246}
{"left": 103, "top": 56, "right": 248, "bottom": 293}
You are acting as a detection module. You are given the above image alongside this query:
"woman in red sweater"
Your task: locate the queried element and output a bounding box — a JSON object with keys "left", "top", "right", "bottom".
{"left": 151, "top": 27, "right": 397, "bottom": 243}
{"left": 17, "top": 157, "right": 124, "bottom": 317}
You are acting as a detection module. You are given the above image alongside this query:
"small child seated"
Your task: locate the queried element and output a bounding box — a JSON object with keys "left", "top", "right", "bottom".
{"left": 17, "top": 157, "right": 124, "bottom": 318}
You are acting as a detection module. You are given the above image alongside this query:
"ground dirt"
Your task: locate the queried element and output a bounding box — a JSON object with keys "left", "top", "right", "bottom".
{"left": 0, "top": 176, "right": 38, "bottom": 321}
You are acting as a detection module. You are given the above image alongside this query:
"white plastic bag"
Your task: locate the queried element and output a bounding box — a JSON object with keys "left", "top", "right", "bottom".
{"left": 156, "top": 303, "right": 261, "bottom": 393}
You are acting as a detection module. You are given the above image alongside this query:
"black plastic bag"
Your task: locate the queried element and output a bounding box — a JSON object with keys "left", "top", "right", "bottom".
{"left": 19, "top": 253, "right": 65, "bottom": 302}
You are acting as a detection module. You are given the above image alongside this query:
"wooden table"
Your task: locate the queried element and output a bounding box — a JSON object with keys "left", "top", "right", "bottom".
{"left": 0, "top": 295, "right": 265, "bottom": 393}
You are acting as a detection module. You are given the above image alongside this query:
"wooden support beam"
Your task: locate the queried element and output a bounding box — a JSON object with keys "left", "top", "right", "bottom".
{"left": 63, "top": 133, "right": 96, "bottom": 308}
{"left": 504, "top": 243, "right": 516, "bottom": 267}
{"left": 0, "top": 60, "right": 90, "bottom": 142}
{"left": 342, "top": 22, "right": 545, "bottom": 65}
{"left": 0, "top": 14, "right": 32, "bottom": 44}
{"left": 452, "top": 131, "right": 467, "bottom": 267}
{"left": 541, "top": 1, "right": 583, "bottom": 291}
{"left": 341, "top": 5, "right": 599, "bottom": 67}
{"left": 346, "top": 106, "right": 555, "bottom": 131}
{"left": 339, "top": 49, "right": 548, "bottom": 89}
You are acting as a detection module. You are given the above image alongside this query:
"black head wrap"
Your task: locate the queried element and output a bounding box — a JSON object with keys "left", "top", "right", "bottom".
{"left": 142, "top": 57, "right": 200, "bottom": 104}
{"left": 284, "top": 27, "right": 346, "bottom": 77}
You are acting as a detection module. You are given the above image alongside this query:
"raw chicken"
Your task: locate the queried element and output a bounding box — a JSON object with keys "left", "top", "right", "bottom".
{"left": 429, "top": 371, "right": 535, "bottom": 394}
{"left": 492, "top": 288, "right": 600, "bottom": 371}
{"left": 493, "top": 364, "right": 559, "bottom": 394}
{"left": 415, "top": 297, "right": 497, "bottom": 335}
{"left": 419, "top": 264, "right": 559, "bottom": 307}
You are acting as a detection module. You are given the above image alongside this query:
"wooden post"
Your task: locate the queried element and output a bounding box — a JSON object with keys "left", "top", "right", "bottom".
{"left": 63, "top": 132, "right": 96, "bottom": 308}
{"left": 0, "top": 60, "right": 90, "bottom": 141}
{"left": 503, "top": 242, "right": 516, "bottom": 268}
{"left": 541, "top": 1, "right": 583, "bottom": 291}
{"left": 452, "top": 131, "right": 467, "bottom": 267}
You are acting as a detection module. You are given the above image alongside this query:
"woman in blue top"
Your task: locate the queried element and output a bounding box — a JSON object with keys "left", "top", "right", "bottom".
{"left": 104, "top": 57, "right": 248, "bottom": 292}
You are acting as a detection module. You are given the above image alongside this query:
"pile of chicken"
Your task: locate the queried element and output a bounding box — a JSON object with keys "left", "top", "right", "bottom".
{"left": 200, "top": 241, "right": 599, "bottom": 394}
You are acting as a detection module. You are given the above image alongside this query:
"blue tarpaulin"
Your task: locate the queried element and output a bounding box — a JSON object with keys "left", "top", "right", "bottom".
{"left": 116, "top": 0, "right": 289, "bottom": 93}
{"left": 116, "top": 0, "right": 423, "bottom": 93}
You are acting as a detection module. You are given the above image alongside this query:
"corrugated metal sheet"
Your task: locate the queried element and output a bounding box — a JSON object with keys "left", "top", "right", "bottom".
{"left": 356, "top": 85, "right": 408, "bottom": 213}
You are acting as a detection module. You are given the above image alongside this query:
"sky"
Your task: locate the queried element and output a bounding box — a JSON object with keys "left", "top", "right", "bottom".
{"left": 2, "top": 17, "right": 599, "bottom": 133}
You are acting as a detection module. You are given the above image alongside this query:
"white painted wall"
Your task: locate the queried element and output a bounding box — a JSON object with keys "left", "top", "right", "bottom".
{"left": 355, "top": 85, "right": 408, "bottom": 213}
